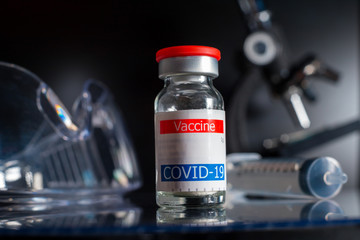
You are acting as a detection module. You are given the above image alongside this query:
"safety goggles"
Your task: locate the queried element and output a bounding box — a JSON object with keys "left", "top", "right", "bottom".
{"left": 0, "top": 62, "right": 141, "bottom": 203}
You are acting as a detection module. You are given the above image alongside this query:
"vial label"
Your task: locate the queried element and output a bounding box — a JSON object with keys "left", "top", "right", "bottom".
{"left": 155, "top": 109, "right": 226, "bottom": 192}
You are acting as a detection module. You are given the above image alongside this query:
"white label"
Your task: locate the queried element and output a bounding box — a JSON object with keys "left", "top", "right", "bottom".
{"left": 155, "top": 109, "right": 226, "bottom": 192}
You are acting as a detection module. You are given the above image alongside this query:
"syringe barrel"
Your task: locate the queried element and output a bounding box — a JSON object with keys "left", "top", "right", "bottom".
{"left": 227, "top": 156, "right": 347, "bottom": 199}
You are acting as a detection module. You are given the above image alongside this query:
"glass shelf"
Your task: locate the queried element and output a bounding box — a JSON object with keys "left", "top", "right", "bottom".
{"left": 0, "top": 188, "right": 359, "bottom": 237}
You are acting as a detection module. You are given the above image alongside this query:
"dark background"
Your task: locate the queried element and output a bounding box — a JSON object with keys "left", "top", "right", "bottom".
{"left": 1, "top": 0, "right": 358, "bottom": 193}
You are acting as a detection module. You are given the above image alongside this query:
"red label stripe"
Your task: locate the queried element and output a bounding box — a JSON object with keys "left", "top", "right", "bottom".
{"left": 160, "top": 119, "right": 224, "bottom": 134}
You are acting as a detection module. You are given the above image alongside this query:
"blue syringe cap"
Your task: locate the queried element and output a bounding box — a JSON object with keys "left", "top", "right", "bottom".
{"left": 304, "top": 157, "right": 347, "bottom": 199}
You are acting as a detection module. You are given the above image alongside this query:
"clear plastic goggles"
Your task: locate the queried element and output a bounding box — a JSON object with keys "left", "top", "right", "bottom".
{"left": 0, "top": 62, "right": 141, "bottom": 203}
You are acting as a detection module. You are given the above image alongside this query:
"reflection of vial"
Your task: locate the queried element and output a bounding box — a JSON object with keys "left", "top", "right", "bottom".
{"left": 155, "top": 46, "right": 226, "bottom": 207}
{"left": 157, "top": 207, "right": 227, "bottom": 226}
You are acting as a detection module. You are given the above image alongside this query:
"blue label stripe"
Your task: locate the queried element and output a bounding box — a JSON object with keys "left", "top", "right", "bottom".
{"left": 161, "top": 164, "right": 225, "bottom": 182}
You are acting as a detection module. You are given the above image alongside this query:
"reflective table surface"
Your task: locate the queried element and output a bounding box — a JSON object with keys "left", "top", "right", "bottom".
{"left": 0, "top": 188, "right": 359, "bottom": 238}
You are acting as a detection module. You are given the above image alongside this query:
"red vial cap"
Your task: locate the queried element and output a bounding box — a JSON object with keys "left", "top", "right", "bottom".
{"left": 156, "top": 45, "right": 221, "bottom": 63}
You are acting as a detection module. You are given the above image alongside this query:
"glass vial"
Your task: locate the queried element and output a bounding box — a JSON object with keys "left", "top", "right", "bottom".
{"left": 154, "top": 45, "right": 226, "bottom": 207}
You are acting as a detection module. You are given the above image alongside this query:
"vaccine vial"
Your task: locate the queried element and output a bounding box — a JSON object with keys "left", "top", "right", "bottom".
{"left": 154, "top": 45, "right": 226, "bottom": 207}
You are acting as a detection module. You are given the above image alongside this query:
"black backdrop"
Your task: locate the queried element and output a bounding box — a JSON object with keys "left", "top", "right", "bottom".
{"left": 0, "top": 0, "right": 248, "bottom": 193}
{"left": 2, "top": 0, "right": 358, "bottom": 194}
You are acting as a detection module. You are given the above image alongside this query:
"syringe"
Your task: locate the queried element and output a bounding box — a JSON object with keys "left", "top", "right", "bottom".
{"left": 227, "top": 154, "right": 348, "bottom": 199}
